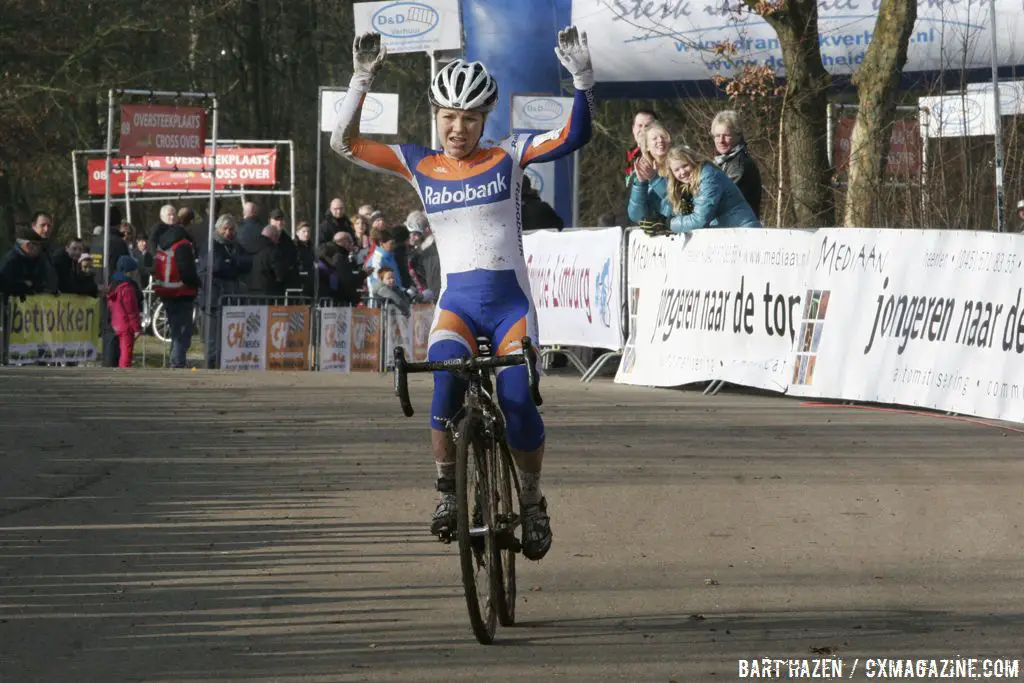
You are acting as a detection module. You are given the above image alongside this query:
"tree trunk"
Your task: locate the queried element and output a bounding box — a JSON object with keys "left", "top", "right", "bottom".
{"left": 752, "top": 0, "right": 836, "bottom": 227}
{"left": 843, "top": 0, "right": 917, "bottom": 227}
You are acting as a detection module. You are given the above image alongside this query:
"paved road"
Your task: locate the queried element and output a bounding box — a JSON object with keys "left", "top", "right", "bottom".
{"left": 2, "top": 368, "right": 1023, "bottom": 682}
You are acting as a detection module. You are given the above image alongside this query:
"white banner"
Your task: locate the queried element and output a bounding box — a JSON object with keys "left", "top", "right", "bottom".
{"left": 511, "top": 95, "right": 573, "bottom": 132}
{"left": 353, "top": 0, "right": 462, "bottom": 54}
{"left": 320, "top": 89, "right": 399, "bottom": 135}
{"left": 319, "top": 307, "right": 353, "bottom": 372}
{"left": 789, "top": 229, "right": 1024, "bottom": 423}
{"left": 919, "top": 81, "right": 1024, "bottom": 138}
{"left": 615, "top": 229, "right": 813, "bottom": 390}
{"left": 220, "top": 306, "right": 266, "bottom": 370}
{"left": 571, "top": 0, "right": 1024, "bottom": 83}
{"left": 523, "top": 227, "right": 624, "bottom": 350}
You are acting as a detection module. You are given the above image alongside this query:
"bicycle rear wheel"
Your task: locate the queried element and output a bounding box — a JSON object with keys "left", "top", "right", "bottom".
{"left": 494, "top": 439, "right": 518, "bottom": 626}
{"left": 455, "top": 410, "right": 498, "bottom": 644}
{"left": 152, "top": 302, "right": 170, "bottom": 343}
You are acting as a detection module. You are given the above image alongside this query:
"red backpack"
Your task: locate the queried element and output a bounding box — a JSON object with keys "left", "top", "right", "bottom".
{"left": 152, "top": 239, "right": 197, "bottom": 298}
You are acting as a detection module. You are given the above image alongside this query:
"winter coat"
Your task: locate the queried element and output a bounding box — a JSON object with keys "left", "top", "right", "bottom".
{"left": 372, "top": 281, "right": 412, "bottom": 316}
{"left": 107, "top": 279, "right": 143, "bottom": 336}
{"left": 659, "top": 162, "right": 762, "bottom": 233}
{"left": 626, "top": 175, "right": 668, "bottom": 225}
{"left": 156, "top": 224, "right": 201, "bottom": 300}
{"left": 368, "top": 247, "right": 402, "bottom": 291}
{"left": 199, "top": 234, "right": 250, "bottom": 307}
{"left": 91, "top": 228, "right": 130, "bottom": 283}
{"left": 0, "top": 245, "right": 53, "bottom": 297}
{"left": 318, "top": 213, "right": 354, "bottom": 243}
{"left": 522, "top": 193, "right": 565, "bottom": 231}
{"left": 247, "top": 235, "right": 290, "bottom": 296}
{"left": 235, "top": 217, "right": 264, "bottom": 256}
{"left": 714, "top": 144, "right": 763, "bottom": 219}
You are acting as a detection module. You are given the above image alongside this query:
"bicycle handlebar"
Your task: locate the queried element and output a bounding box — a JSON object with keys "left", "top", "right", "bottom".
{"left": 393, "top": 337, "right": 544, "bottom": 418}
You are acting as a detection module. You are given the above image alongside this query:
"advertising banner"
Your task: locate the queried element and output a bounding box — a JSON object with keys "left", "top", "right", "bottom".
{"left": 523, "top": 227, "right": 624, "bottom": 349}
{"left": 571, "top": 0, "right": 1023, "bottom": 83}
{"left": 615, "top": 229, "right": 813, "bottom": 390}
{"left": 219, "top": 306, "right": 266, "bottom": 370}
{"left": 319, "top": 307, "right": 353, "bottom": 372}
{"left": 266, "top": 306, "right": 311, "bottom": 370}
{"left": 788, "top": 229, "right": 1024, "bottom": 423}
{"left": 120, "top": 104, "right": 206, "bottom": 156}
{"left": 411, "top": 304, "right": 433, "bottom": 361}
{"left": 832, "top": 117, "right": 921, "bottom": 177}
{"left": 383, "top": 305, "right": 413, "bottom": 371}
{"left": 87, "top": 148, "right": 277, "bottom": 195}
{"left": 350, "top": 307, "right": 382, "bottom": 371}
{"left": 6, "top": 295, "right": 100, "bottom": 365}
{"left": 319, "top": 90, "right": 400, "bottom": 135}
{"left": 353, "top": 0, "right": 462, "bottom": 54}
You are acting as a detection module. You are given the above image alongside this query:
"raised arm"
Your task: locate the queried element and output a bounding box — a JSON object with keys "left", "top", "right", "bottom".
{"left": 520, "top": 26, "right": 595, "bottom": 167}
{"left": 329, "top": 33, "right": 416, "bottom": 181}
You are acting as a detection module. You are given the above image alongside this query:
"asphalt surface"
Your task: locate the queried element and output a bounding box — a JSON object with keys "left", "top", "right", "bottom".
{"left": 2, "top": 368, "right": 1023, "bottom": 682}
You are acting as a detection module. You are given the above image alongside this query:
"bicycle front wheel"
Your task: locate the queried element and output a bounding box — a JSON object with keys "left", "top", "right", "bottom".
{"left": 152, "top": 302, "right": 170, "bottom": 343}
{"left": 494, "top": 438, "right": 519, "bottom": 626}
{"left": 455, "top": 409, "right": 498, "bottom": 644}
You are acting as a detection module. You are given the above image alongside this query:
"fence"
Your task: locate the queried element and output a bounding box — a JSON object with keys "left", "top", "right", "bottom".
{"left": 9, "top": 225, "right": 1024, "bottom": 425}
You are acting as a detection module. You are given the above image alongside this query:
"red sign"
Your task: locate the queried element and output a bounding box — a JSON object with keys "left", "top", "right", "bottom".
{"left": 833, "top": 117, "right": 922, "bottom": 177}
{"left": 120, "top": 104, "right": 207, "bottom": 156}
{"left": 87, "top": 148, "right": 278, "bottom": 195}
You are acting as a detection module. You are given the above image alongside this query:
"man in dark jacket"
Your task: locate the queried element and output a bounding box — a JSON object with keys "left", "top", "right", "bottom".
{"left": 199, "top": 214, "right": 251, "bottom": 368}
{"left": 247, "top": 225, "right": 289, "bottom": 296}
{"left": 155, "top": 223, "right": 201, "bottom": 368}
{"left": 0, "top": 227, "right": 52, "bottom": 297}
{"left": 235, "top": 201, "right": 263, "bottom": 256}
{"left": 319, "top": 197, "right": 354, "bottom": 243}
{"left": 521, "top": 176, "right": 565, "bottom": 231}
{"left": 53, "top": 237, "right": 86, "bottom": 293}
{"left": 406, "top": 211, "right": 441, "bottom": 298}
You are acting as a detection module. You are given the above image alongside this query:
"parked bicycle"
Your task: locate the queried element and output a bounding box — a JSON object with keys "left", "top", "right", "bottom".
{"left": 393, "top": 336, "right": 542, "bottom": 644}
{"left": 140, "top": 281, "right": 198, "bottom": 344}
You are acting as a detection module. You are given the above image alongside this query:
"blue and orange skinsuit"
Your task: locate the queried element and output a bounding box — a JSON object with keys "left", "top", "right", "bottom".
{"left": 331, "top": 85, "right": 594, "bottom": 451}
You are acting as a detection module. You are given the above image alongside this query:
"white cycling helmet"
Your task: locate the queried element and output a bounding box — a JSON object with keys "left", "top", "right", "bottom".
{"left": 429, "top": 59, "right": 499, "bottom": 112}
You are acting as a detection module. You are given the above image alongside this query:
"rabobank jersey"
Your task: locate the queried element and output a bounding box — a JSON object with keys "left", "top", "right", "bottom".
{"left": 331, "top": 88, "right": 594, "bottom": 283}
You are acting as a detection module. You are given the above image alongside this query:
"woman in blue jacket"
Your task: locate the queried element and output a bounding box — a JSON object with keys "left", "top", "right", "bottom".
{"left": 626, "top": 122, "right": 674, "bottom": 224}
{"left": 661, "top": 145, "right": 761, "bottom": 232}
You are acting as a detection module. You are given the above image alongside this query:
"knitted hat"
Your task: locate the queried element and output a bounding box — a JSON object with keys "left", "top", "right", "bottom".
{"left": 116, "top": 255, "right": 138, "bottom": 274}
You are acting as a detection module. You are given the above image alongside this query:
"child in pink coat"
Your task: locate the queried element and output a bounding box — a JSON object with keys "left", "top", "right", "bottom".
{"left": 107, "top": 255, "right": 143, "bottom": 368}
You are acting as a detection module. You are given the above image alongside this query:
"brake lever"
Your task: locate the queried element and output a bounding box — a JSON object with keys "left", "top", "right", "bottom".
{"left": 520, "top": 337, "right": 543, "bottom": 407}
{"left": 394, "top": 347, "right": 414, "bottom": 417}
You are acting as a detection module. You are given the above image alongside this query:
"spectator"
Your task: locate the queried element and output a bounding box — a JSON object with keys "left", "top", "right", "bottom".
{"left": 107, "top": 255, "right": 143, "bottom": 368}
{"left": 148, "top": 204, "right": 177, "bottom": 259}
{"left": 199, "top": 213, "right": 250, "bottom": 368}
{"left": 153, "top": 220, "right": 201, "bottom": 369}
{"left": 269, "top": 209, "right": 303, "bottom": 292}
{"left": 407, "top": 210, "right": 441, "bottom": 297}
{"left": 91, "top": 206, "right": 131, "bottom": 367}
{"left": 391, "top": 224, "right": 412, "bottom": 290}
{"left": 131, "top": 237, "right": 150, "bottom": 284}
{"left": 295, "top": 221, "right": 315, "bottom": 279}
{"left": 711, "top": 109, "right": 763, "bottom": 219}
{"left": 329, "top": 232, "right": 366, "bottom": 304}
{"left": 660, "top": 144, "right": 761, "bottom": 232}
{"left": 370, "top": 211, "right": 386, "bottom": 234}
{"left": 521, "top": 176, "right": 564, "bottom": 231}
{"left": 29, "top": 211, "right": 59, "bottom": 292}
{"left": 405, "top": 222, "right": 430, "bottom": 300}
{"left": 627, "top": 122, "right": 674, "bottom": 225}
{"left": 53, "top": 237, "right": 86, "bottom": 292}
{"left": 352, "top": 214, "right": 372, "bottom": 263}
{"left": 248, "top": 224, "right": 289, "bottom": 296}
{"left": 236, "top": 201, "right": 263, "bottom": 255}
{"left": 319, "top": 197, "right": 354, "bottom": 243}
{"left": 357, "top": 204, "right": 376, "bottom": 220}
{"left": 372, "top": 266, "right": 412, "bottom": 316}
{"left": 626, "top": 109, "right": 659, "bottom": 183}
{"left": 0, "top": 226, "right": 52, "bottom": 297}
{"left": 66, "top": 254, "right": 100, "bottom": 297}
{"left": 368, "top": 226, "right": 401, "bottom": 292}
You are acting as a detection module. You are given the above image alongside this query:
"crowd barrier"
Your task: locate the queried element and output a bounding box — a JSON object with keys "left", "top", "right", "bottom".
{"left": 8, "top": 226, "right": 1024, "bottom": 425}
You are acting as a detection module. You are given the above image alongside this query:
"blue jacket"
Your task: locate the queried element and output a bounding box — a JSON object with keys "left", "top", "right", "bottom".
{"left": 661, "top": 163, "right": 761, "bottom": 232}
{"left": 626, "top": 175, "right": 668, "bottom": 224}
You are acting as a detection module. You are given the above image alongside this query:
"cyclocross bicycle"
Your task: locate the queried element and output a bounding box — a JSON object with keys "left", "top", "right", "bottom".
{"left": 393, "top": 336, "right": 543, "bottom": 645}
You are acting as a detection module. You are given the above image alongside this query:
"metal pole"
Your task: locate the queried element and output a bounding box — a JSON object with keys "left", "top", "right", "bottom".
{"left": 103, "top": 89, "right": 115, "bottom": 289}
{"left": 921, "top": 108, "right": 930, "bottom": 222}
{"left": 571, "top": 150, "right": 580, "bottom": 227}
{"left": 71, "top": 151, "right": 83, "bottom": 239}
{"left": 429, "top": 52, "right": 439, "bottom": 149}
{"left": 204, "top": 98, "right": 219, "bottom": 367}
{"left": 289, "top": 139, "right": 297, "bottom": 238}
{"left": 989, "top": 0, "right": 1006, "bottom": 232}
{"left": 314, "top": 88, "right": 323, "bottom": 305}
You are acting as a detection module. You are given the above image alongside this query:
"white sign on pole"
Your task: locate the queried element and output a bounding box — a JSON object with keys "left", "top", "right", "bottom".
{"left": 919, "top": 81, "right": 1024, "bottom": 138}
{"left": 511, "top": 95, "right": 573, "bottom": 132}
{"left": 320, "top": 89, "right": 399, "bottom": 135}
{"left": 571, "top": 0, "right": 1024, "bottom": 83}
{"left": 523, "top": 227, "right": 624, "bottom": 350}
{"left": 353, "top": 0, "right": 462, "bottom": 54}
